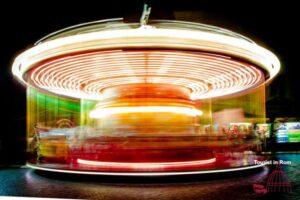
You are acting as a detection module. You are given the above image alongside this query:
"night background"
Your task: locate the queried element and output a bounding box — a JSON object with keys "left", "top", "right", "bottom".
{"left": 0, "top": 1, "right": 300, "bottom": 199}
{"left": 0, "top": 0, "right": 298, "bottom": 170}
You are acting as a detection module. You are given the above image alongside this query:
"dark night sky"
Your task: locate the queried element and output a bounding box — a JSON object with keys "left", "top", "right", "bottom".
{"left": 0, "top": 0, "right": 299, "bottom": 164}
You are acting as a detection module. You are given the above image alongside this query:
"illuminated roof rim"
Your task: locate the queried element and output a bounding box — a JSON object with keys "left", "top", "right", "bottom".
{"left": 12, "top": 20, "right": 280, "bottom": 99}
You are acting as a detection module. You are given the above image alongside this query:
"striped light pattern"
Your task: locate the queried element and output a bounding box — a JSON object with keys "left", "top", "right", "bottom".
{"left": 27, "top": 49, "right": 264, "bottom": 100}
{"left": 89, "top": 105, "right": 203, "bottom": 119}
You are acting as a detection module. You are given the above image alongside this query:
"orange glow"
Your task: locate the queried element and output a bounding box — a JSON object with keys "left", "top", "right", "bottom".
{"left": 89, "top": 106, "right": 203, "bottom": 118}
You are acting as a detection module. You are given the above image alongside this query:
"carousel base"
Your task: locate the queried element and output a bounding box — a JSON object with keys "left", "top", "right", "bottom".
{"left": 26, "top": 163, "right": 266, "bottom": 176}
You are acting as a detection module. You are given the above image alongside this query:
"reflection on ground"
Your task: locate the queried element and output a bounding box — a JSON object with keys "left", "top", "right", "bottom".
{"left": 0, "top": 153, "right": 299, "bottom": 200}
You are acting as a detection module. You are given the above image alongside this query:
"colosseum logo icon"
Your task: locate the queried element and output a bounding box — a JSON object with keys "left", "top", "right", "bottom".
{"left": 253, "top": 164, "right": 292, "bottom": 194}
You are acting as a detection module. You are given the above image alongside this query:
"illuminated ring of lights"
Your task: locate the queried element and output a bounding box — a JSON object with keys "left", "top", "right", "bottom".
{"left": 26, "top": 163, "right": 267, "bottom": 176}
{"left": 89, "top": 105, "right": 203, "bottom": 118}
{"left": 77, "top": 158, "right": 216, "bottom": 169}
{"left": 24, "top": 50, "right": 264, "bottom": 100}
{"left": 12, "top": 25, "right": 280, "bottom": 100}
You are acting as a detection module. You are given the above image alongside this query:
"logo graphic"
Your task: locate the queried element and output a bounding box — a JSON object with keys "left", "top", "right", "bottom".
{"left": 253, "top": 164, "right": 292, "bottom": 195}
